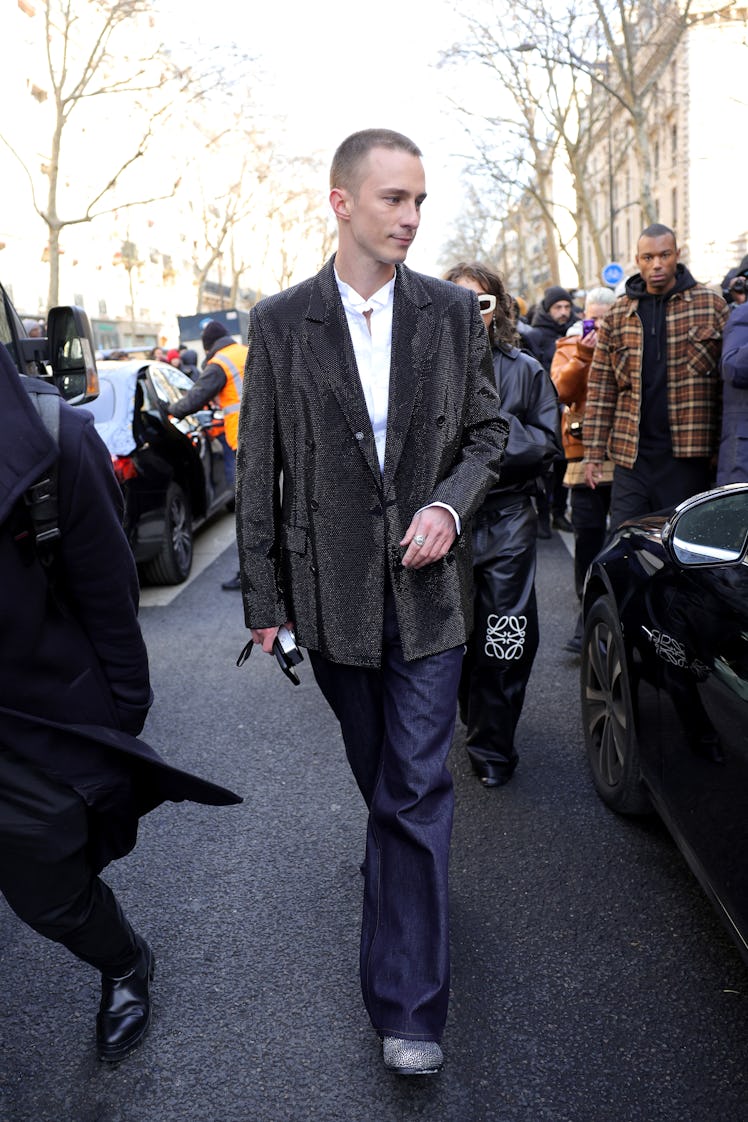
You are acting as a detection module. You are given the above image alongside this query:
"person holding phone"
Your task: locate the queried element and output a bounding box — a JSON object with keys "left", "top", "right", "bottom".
{"left": 550, "top": 287, "right": 616, "bottom": 653}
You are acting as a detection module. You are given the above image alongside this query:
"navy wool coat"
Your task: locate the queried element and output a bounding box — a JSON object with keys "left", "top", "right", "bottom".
{"left": 0, "top": 347, "right": 240, "bottom": 871}
{"left": 717, "top": 304, "right": 748, "bottom": 484}
{"left": 236, "top": 259, "right": 510, "bottom": 667}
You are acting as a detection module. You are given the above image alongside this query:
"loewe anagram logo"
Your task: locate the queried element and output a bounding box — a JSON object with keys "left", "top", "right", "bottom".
{"left": 485, "top": 614, "right": 527, "bottom": 660}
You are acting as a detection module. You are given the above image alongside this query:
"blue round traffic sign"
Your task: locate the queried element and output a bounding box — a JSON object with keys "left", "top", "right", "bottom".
{"left": 602, "top": 262, "right": 625, "bottom": 286}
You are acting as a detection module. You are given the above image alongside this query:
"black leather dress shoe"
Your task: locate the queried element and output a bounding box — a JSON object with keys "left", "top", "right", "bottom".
{"left": 221, "top": 572, "right": 242, "bottom": 591}
{"left": 477, "top": 764, "right": 514, "bottom": 788}
{"left": 552, "top": 513, "right": 573, "bottom": 533}
{"left": 96, "top": 937, "right": 154, "bottom": 1062}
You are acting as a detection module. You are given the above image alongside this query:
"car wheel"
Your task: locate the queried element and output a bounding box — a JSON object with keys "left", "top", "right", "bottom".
{"left": 581, "top": 596, "right": 650, "bottom": 815}
{"left": 141, "top": 482, "right": 193, "bottom": 585}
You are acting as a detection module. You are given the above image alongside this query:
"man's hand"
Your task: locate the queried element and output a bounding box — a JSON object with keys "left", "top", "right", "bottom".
{"left": 251, "top": 621, "right": 294, "bottom": 653}
{"left": 584, "top": 461, "right": 603, "bottom": 489}
{"left": 400, "top": 507, "right": 457, "bottom": 570}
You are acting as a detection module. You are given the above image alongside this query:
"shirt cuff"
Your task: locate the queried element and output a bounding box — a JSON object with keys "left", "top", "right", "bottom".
{"left": 416, "top": 502, "right": 462, "bottom": 536}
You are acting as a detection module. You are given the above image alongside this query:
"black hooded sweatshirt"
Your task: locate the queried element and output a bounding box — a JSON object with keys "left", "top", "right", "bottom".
{"left": 625, "top": 263, "right": 697, "bottom": 454}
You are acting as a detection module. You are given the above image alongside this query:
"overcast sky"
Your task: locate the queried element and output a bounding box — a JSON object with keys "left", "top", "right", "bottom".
{"left": 158, "top": 0, "right": 477, "bottom": 275}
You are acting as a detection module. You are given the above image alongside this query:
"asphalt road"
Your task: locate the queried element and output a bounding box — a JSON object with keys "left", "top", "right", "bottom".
{"left": 2, "top": 525, "right": 748, "bottom": 1122}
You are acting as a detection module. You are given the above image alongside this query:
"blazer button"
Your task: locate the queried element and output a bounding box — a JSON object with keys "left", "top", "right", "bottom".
{"left": 354, "top": 431, "right": 365, "bottom": 440}
{"left": 436, "top": 415, "right": 446, "bottom": 427}
{"left": 310, "top": 500, "right": 319, "bottom": 511}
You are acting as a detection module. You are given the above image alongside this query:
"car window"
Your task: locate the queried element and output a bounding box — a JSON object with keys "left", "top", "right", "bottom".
{"left": 147, "top": 362, "right": 185, "bottom": 406}
{"left": 672, "top": 491, "right": 748, "bottom": 564}
{"left": 0, "top": 286, "right": 20, "bottom": 370}
{"left": 0, "top": 294, "right": 13, "bottom": 346}
{"left": 82, "top": 377, "right": 116, "bottom": 423}
{"left": 164, "top": 366, "right": 196, "bottom": 394}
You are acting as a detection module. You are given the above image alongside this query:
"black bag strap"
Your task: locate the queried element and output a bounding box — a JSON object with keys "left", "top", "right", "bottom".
{"left": 21, "top": 378, "right": 61, "bottom": 565}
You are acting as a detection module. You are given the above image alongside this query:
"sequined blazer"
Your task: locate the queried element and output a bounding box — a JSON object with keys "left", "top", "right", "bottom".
{"left": 235, "top": 258, "right": 509, "bottom": 667}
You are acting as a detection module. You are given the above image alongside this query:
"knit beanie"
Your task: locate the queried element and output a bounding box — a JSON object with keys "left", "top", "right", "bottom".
{"left": 201, "top": 321, "right": 228, "bottom": 351}
{"left": 542, "top": 286, "right": 573, "bottom": 312}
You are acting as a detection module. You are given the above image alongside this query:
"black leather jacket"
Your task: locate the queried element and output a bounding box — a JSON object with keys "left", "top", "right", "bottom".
{"left": 481, "top": 343, "right": 562, "bottom": 508}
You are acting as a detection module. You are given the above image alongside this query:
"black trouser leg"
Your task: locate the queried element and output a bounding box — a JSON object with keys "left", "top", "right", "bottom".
{"left": 609, "top": 454, "right": 711, "bottom": 532}
{"left": 464, "top": 499, "right": 539, "bottom": 777}
{"left": 570, "top": 485, "right": 611, "bottom": 599}
{"left": 0, "top": 746, "right": 137, "bottom": 975}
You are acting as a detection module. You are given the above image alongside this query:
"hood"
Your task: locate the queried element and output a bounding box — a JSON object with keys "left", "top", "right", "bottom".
{"left": 625, "top": 262, "right": 697, "bottom": 301}
{"left": 0, "top": 345, "right": 57, "bottom": 525}
{"left": 181, "top": 348, "right": 198, "bottom": 366}
{"left": 530, "top": 307, "right": 570, "bottom": 337}
{"left": 205, "top": 335, "right": 236, "bottom": 362}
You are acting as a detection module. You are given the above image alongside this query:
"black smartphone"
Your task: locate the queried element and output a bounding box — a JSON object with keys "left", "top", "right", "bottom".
{"left": 582, "top": 318, "right": 595, "bottom": 335}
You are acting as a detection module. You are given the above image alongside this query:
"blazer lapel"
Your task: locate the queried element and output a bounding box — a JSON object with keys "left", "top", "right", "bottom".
{"left": 301, "top": 259, "right": 381, "bottom": 483}
{"left": 383, "top": 266, "right": 434, "bottom": 484}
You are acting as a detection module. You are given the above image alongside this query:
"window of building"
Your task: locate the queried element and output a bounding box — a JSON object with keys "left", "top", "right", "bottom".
{"left": 672, "top": 187, "right": 678, "bottom": 228}
{"left": 671, "top": 124, "right": 677, "bottom": 164}
{"left": 98, "top": 299, "right": 107, "bottom": 316}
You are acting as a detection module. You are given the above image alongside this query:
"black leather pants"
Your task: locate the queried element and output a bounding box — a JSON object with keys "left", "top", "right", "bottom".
{"left": 0, "top": 745, "right": 137, "bottom": 974}
{"left": 460, "top": 497, "right": 540, "bottom": 778}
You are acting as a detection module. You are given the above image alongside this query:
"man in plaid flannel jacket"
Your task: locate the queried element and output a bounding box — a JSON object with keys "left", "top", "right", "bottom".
{"left": 584, "top": 223, "right": 729, "bottom": 529}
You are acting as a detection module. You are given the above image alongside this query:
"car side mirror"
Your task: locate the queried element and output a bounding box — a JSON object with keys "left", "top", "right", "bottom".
{"left": 664, "top": 485, "right": 748, "bottom": 566}
{"left": 46, "top": 305, "right": 99, "bottom": 403}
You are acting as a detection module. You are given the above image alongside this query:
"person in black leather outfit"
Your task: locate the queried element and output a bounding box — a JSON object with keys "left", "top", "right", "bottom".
{"left": 445, "top": 264, "right": 563, "bottom": 787}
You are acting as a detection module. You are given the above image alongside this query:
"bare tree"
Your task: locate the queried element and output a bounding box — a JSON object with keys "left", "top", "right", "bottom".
{"left": 562, "top": 0, "right": 696, "bottom": 224}
{"left": 440, "top": 10, "right": 585, "bottom": 286}
{"left": 189, "top": 137, "right": 273, "bottom": 312}
{"left": 437, "top": 180, "right": 503, "bottom": 271}
{"left": 0, "top": 0, "right": 199, "bottom": 308}
{"left": 441, "top": 0, "right": 718, "bottom": 285}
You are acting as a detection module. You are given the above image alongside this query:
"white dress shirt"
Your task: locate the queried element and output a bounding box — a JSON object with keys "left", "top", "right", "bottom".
{"left": 335, "top": 269, "right": 460, "bottom": 533}
{"left": 336, "top": 271, "right": 394, "bottom": 473}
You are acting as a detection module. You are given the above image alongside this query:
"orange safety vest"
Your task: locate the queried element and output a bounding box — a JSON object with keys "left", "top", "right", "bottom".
{"left": 210, "top": 342, "right": 247, "bottom": 449}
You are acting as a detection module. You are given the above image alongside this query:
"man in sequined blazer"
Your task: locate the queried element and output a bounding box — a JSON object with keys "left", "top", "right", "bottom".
{"left": 235, "top": 129, "right": 509, "bottom": 1075}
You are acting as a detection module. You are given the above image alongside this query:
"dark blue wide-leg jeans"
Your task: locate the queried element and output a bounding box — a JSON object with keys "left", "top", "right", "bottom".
{"left": 310, "top": 589, "right": 462, "bottom": 1042}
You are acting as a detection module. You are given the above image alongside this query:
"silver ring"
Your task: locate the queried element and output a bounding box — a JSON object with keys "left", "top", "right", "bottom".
{"left": 414, "top": 534, "right": 426, "bottom": 546}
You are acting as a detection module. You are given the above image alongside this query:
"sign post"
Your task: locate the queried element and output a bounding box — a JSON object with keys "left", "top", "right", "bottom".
{"left": 602, "top": 262, "right": 625, "bottom": 287}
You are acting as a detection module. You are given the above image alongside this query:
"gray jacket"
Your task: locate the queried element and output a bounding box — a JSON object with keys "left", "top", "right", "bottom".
{"left": 236, "top": 258, "right": 509, "bottom": 666}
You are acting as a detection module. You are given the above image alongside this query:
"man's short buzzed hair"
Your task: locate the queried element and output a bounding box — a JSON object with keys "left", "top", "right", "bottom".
{"left": 639, "top": 223, "right": 677, "bottom": 247}
{"left": 330, "top": 129, "right": 423, "bottom": 195}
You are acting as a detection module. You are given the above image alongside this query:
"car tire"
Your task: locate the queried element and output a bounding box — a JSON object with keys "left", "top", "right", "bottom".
{"left": 581, "top": 596, "right": 650, "bottom": 815}
{"left": 141, "top": 482, "right": 193, "bottom": 585}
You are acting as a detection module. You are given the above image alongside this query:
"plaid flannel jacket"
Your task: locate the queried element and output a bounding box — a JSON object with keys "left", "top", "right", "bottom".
{"left": 584, "top": 284, "right": 729, "bottom": 468}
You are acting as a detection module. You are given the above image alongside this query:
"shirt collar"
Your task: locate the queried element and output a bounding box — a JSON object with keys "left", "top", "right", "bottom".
{"left": 334, "top": 268, "right": 395, "bottom": 314}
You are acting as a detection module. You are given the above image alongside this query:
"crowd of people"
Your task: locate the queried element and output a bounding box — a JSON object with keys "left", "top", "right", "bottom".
{"left": 3, "top": 124, "right": 747, "bottom": 1079}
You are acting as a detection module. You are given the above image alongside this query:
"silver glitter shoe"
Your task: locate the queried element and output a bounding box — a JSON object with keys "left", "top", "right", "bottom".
{"left": 382, "top": 1036, "right": 444, "bottom": 1075}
